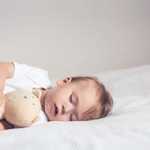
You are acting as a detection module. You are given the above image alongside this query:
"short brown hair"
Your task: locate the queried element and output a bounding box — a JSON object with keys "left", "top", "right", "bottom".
{"left": 71, "top": 76, "right": 113, "bottom": 120}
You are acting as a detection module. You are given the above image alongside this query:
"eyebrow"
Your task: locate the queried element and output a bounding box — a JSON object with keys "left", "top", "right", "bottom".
{"left": 82, "top": 106, "right": 97, "bottom": 120}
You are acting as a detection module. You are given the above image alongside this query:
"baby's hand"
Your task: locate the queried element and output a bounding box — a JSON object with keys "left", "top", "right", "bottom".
{"left": 0, "top": 121, "right": 5, "bottom": 130}
{"left": 0, "top": 93, "right": 6, "bottom": 120}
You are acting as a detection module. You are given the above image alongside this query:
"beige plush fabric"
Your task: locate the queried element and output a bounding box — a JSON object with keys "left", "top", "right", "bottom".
{"left": 4, "top": 89, "right": 41, "bottom": 127}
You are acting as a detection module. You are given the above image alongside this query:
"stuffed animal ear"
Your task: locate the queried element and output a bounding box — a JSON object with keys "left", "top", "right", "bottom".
{"left": 32, "top": 88, "right": 42, "bottom": 99}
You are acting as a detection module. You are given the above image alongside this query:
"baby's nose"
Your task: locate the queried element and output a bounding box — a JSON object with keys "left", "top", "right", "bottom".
{"left": 61, "top": 104, "right": 74, "bottom": 114}
{"left": 61, "top": 105, "right": 65, "bottom": 114}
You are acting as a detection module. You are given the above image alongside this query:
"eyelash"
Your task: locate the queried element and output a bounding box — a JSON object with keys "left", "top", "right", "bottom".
{"left": 70, "top": 114, "right": 73, "bottom": 121}
{"left": 70, "top": 114, "right": 76, "bottom": 121}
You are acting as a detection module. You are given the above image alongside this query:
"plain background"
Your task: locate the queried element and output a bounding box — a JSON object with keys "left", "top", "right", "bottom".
{"left": 0, "top": 0, "right": 149, "bottom": 78}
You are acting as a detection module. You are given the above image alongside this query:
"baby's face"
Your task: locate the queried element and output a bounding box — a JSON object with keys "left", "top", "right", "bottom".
{"left": 44, "top": 77, "right": 100, "bottom": 121}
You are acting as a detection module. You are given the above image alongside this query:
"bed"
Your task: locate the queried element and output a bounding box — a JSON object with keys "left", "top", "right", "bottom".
{"left": 0, "top": 64, "right": 150, "bottom": 150}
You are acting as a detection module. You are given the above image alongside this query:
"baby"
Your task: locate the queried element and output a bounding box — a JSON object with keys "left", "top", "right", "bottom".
{"left": 0, "top": 62, "right": 113, "bottom": 129}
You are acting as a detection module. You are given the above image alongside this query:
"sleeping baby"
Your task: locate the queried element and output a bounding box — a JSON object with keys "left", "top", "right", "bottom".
{"left": 0, "top": 62, "right": 113, "bottom": 130}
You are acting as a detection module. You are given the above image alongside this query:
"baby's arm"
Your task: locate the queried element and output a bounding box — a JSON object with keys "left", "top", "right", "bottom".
{"left": 0, "top": 62, "right": 15, "bottom": 78}
{"left": 0, "top": 92, "right": 6, "bottom": 119}
{"left": 0, "top": 62, "right": 15, "bottom": 118}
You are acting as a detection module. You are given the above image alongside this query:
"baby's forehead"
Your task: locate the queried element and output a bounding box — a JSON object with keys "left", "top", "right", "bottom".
{"left": 74, "top": 80, "right": 100, "bottom": 100}
{"left": 75, "top": 79, "right": 99, "bottom": 91}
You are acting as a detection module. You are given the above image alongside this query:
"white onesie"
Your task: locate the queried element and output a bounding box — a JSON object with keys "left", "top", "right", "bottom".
{"left": 4, "top": 62, "right": 51, "bottom": 125}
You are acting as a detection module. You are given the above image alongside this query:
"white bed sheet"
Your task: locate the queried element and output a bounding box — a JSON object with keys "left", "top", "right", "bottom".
{"left": 0, "top": 65, "right": 150, "bottom": 150}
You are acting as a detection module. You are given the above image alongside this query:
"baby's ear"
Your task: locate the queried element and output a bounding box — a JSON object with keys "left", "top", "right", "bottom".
{"left": 56, "top": 77, "right": 72, "bottom": 87}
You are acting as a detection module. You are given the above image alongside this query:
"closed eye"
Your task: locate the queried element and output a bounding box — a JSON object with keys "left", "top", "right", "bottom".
{"left": 69, "top": 93, "right": 78, "bottom": 106}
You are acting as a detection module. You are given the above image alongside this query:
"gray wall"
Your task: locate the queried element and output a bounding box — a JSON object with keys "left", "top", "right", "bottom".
{"left": 0, "top": 0, "right": 150, "bottom": 78}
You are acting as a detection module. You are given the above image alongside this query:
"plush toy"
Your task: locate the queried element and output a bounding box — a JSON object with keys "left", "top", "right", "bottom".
{"left": 2, "top": 88, "right": 42, "bottom": 127}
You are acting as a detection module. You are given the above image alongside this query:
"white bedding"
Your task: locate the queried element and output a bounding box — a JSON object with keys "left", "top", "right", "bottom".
{"left": 0, "top": 65, "right": 150, "bottom": 150}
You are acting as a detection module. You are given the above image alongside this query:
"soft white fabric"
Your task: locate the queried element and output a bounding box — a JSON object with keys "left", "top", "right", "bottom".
{"left": 4, "top": 62, "right": 51, "bottom": 93}
{"left": 0, "top": 65, "right": 150, "bottom": 150}
{"left": 4, "top": 62, "right": 51, "bottom": 125}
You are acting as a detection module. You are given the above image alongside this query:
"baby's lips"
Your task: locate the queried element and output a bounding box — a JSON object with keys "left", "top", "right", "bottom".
{"left": 51, "top": 102, "right": 59, "bottom": 117}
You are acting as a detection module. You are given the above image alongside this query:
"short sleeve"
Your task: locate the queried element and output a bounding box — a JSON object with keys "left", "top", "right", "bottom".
{"left": 4, "top": 62, "right": 51, "bottom": 94}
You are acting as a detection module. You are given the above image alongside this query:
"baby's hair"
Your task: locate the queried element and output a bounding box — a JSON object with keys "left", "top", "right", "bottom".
{"left": 71, "top": 76, "right": 113, "bottom": 120}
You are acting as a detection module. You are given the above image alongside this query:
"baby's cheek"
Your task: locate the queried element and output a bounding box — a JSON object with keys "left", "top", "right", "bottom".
{"left": 44, "top": 104, "right": 51, "bottom": 119}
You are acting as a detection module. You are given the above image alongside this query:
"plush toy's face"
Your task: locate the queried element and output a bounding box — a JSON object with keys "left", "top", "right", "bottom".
{"left": 4, "top": 89, "right": 41, "bottom": 127}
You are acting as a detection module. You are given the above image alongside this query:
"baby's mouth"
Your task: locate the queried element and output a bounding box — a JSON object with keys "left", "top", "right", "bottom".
{"left": 54, "top": 103, "right": 59, "bottom": 116}
{"left": 48, "top": 102, "right": 59, "bottom": 117}
{"left": 43, "top": 91, "right": 59, "bottom": 120}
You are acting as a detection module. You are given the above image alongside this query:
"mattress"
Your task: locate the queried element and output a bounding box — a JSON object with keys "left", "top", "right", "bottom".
{"left": 0, "top": 65, "right": 150, "bottom": 150}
